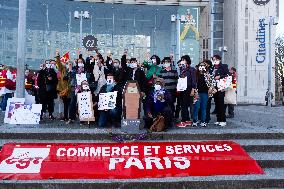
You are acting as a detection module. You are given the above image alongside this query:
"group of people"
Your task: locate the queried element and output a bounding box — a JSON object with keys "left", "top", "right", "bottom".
{"left": 0, "top": 50, "right": 237, "bottom": 130}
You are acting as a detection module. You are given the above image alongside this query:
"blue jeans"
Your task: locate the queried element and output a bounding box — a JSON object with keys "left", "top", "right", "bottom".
{"left": 193, "top": 92, "right": 208, "bottom": 123}
{"left": 1, "top": 93, "right": 13, "bottom": 111}
{"left": 98, "top": 107, "right": 121, "bottom": 127}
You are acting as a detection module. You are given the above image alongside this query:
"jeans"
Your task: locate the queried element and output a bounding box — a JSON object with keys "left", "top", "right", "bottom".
{"left": 98, "top": 107, "right": 121, "bottom": 127}
{"left": 193, "top": 92, "right": 208, "bottom": 123}
{"left": 69, "top": 91, "right": 77, "bottom": 120}
{"left": 1, "top": 93, "right": 13, "bottom": 111}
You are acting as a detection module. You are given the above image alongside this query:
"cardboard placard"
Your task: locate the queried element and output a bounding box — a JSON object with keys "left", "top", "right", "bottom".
{"left": 77, "top": 91, "right": 95, "bottom": 122}
{"left": 98, "top": 91, "right": 118, "bottom": 110}
{"left": 123, "top": 81, "right": 141, "bottom": 119}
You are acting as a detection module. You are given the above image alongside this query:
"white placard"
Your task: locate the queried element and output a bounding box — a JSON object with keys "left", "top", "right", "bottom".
{"left": 177, "top": 77, "right": 187, "bottom": 92}
{"left": 76, "top": 73, "right": 87, "bottom": 86}
{"left": 217, "top": 76, "right": 232, "bottom": 91}
{"left": 98, "top": 91, "right": 117, "bottom": 110}
{"left": 77, "top": 91, "right": 95, "bottom": 120}
{"left": 4, "top": 98, "right": 25, "bottom": 124}
{"left": 9, "top": 104, "right": 42, "bottom": 124}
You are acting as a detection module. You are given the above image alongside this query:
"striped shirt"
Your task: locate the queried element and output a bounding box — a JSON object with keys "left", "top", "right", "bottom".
{"left": 159, "top": 69, "right": 178, "bottom": 93}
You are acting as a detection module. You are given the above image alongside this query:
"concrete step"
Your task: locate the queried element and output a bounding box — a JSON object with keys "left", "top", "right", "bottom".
{"left": 0, "top": 168, "right": 283, "bottom": 189}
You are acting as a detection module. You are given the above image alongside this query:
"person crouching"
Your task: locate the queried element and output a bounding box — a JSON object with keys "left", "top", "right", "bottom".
{"left": 145, "top": 78, "right": 173, "bottom": 131}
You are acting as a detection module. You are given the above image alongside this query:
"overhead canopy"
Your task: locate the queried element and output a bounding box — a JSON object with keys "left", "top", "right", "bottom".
{"left": 71, "top": 0, "right": 210, "bottom": 6}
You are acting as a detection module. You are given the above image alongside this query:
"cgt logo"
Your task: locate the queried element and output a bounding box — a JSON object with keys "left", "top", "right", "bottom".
{"left": 253, "top": 0, "right": 270, "bottom": 6}
{"left": 0, "top": 147, "right": 50, "bottom": 173}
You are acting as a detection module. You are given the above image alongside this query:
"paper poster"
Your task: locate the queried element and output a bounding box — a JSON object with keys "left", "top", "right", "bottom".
{"left": 4, "top": 98, "right": 25, "bottom": 124}
{"left": 10, "top": 104, "right": 42, "bottom": 124}
{"left": 98, "top": 91, "right": 117, "bottom": 110}
{"left": 217, "top": 76, "right": 232, "bottom": 91}
{"left": 76, "top": 73, "right": 87, "bottom": 86}
{"left": 177, "top": 77, "right": 187, "bottom": 92}
{"left": 77, "top": 91, "right": 95, "bottom": 121}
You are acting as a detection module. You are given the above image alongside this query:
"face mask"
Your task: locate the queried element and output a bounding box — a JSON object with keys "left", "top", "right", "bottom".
{"left": 40, "top": 66, "right": 43, "bottom": 70}
{"left": 214, "top": 60, "right": 220, "bottom": 65}
{"left": 181, "top": 64, "right": 187, "bottom": 69}
{"left": 129, "top": 63, "right": 137, "bottom": 68}
{"left": 78, "top": 63, "right": 84, "bottom": 67}
{"left": 107, "top": 79, "right": 114, "bottom": 85}
{"left": 152, "top": 59, "right": 157, "bottom": 64}
{"left": 82, "top": 85, "right": 90, "bottom": 90}
{"left": 46, "top": 64, "right": 51, "bottom": 69}
{"left": 114, "top": 63, "right": 119, "bottom": 68}
{"left": 199, "top": 66, "right": 206, "bottom": 72}
{"left": 95, "top": 60, "right": 99, "bottom": 64}
{"left": 164, "top": 63, "right": 171, "bottom": 68}
{"left": 154, "top": 84, "right": 162, "bottom": 91}
{"left": 51, "top": 64, "right": 56, "bottom": 69}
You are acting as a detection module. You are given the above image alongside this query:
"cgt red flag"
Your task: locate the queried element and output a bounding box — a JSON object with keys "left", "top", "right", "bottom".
{"left": 0, "top": 141, "right": 264, "bottom": 180}
{"left": 60, "top": 52, "right": 70, "bottom": 63}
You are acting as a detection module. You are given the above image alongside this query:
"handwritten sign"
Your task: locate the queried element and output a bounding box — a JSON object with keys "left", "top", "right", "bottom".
{"left": 77, "top": 91, "right": 95, "bottom": 121}
{"left": 98, "top": 91, "right": 117, "bottom": 110}
{"left": 177, "top": 77, "right": 187, "bottom": 91}
{"left": 76, "top": 73, "right": 87, "bottom": 86}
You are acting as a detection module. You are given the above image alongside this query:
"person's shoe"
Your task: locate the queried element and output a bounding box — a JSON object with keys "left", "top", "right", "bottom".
{"left": 219, "top": 122, "right": 227, "bottom": 127}
{"left": 192, "top": 122, "right": 198, "bottom": 127}
{"left": 200, "top": 122, "right": 207, "bottom": 127}
{"left": 214, "top": 122, "right": 220, "bottom": 125}
{"left": 66, "top": 119, "right": 74, "bottom": 124}
{"left": 176, "top": 122, "right": 187, "bottom": 128}
{"left": 184, "top": 120, "right": 192, "bottom": 126}
{"left": 49, "top": 115, "right": 55, "bottom": 120}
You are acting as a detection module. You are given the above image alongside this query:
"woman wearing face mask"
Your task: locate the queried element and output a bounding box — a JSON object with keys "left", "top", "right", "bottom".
{"left": 98, "top": 74, "right": 122, "bottom": 127}
{"left": 192, "top": 62, "right": 210, "bottom": 127}
{"left": 37, "top": 60, "right": 58, "bottom": 120}
{"left": 143, "top": 55, "right": 162, "bottom": 90}
{"left": 211, "top": 55, "right": 230, "bottom": 127}
{"left": 105, "top": 53, "right": 125, "bottom": 87}
{"left": 145, "top": 78, "right": 173, "bottom": 130}
{"left": 93, "top": 53, "right": 107, "bottom": 96}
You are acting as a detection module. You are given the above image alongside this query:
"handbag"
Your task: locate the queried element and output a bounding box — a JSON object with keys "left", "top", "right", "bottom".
{"left": 150, "top": 115, "right": 165, "bottom": 132}
{"left": 5, "top": 79, "right": 16, "bottom": 90}
{"left": 224, "top": 88, "right": 237, "bottom": 105}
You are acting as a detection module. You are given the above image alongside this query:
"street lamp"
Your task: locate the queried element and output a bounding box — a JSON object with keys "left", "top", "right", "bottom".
{"left": 74, "top": 11, "right": 90, "bottom": 49}
{"left": 267, "top": 16, "right": 279, "bottom": 107}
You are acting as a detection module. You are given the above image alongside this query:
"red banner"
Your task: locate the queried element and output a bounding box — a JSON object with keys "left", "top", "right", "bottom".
{"left": 0, "top": 142, "right": 264, "bottom": 180}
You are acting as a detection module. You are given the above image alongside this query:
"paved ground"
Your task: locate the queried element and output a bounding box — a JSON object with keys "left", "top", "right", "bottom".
{"left": 0, "top": 105, "right": 283, "bottom": 133}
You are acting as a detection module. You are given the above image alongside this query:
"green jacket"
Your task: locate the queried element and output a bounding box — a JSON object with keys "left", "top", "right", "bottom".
{"left": 143, "top": 60, "right": 162, "bottom": 79}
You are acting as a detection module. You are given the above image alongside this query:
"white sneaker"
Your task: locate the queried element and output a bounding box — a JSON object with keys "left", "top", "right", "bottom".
{"left": 200, "top": 122, "right": 207, "bottom": 127}
{"left": 214, "top": 122, "right": 220, "bottom": 125}
{"left": 192, "top": 122, "right": 198, "bottom": 127}
{"left": 219, "top": 122, "right": 227, "bottom": 127}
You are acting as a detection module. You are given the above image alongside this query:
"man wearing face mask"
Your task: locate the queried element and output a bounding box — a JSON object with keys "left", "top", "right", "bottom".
{"left": 98, "top": 74, "right": 122, "bottom": 127}
{"left": 159, "top": 57, "right": 178, "bottom": 115}
{"left": 212, "top": 55, "right": 230, "bottom": 127}
{"left": 93, "top": 53, "right": 107, "bottom": 96}
{"left": 176, "top": 55, "right": 196, "bottom": 126}
{"left": 37, "top": 59, "right": 58, "bottom": 120}
{"left": 105, "top": 53, "right": 125, "bottom": 87}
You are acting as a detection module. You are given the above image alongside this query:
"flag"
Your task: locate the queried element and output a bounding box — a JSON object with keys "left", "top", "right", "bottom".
{"left": 60, "top": 52, "right": 70, "bottom": 63}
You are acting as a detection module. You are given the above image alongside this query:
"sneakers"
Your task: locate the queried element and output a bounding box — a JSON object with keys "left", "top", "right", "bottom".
{"left": 214, "top": 122, "right": 220, "bottom": 125}
{"left": 219, "top": 122, "right": 227, "bottom": 127}
{"left": 200, "top": 122, "right": 207, "bottom": 127}
{"left": 192, "top": 122, "right": 198, "bottom": 127}
{"left": 176, "top": 121, "right": 192, "bottom": 128}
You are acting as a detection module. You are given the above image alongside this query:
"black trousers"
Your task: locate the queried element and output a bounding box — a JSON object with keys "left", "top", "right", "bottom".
{"left": 62, "top": 97, "right": 71, "bottom": 120}
{"left": 180, "top": 89, "right": 194, "bottom": 122}
{"left": 224, "top": 104, "right": 235, "bottom": 116}
{"left": 215, "top": 92, "right": 226, "bottom": 122}
{"left": 40, "top": 91, "right": 55, "bottom": 116}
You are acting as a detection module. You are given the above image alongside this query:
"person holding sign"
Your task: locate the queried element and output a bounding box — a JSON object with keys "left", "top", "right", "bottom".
{"left": 176, "top": 55, "right": 196, "bottom": 127}
{"left": 98, "top": 74, "right": 122, "bottom": 127}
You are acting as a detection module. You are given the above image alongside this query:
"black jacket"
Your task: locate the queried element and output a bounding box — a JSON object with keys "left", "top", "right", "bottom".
{"left": 121, "top": 55, "right": 146, "bottom": 93}
{"left": 37, "top": 68, "right": 58, "bottom": 98}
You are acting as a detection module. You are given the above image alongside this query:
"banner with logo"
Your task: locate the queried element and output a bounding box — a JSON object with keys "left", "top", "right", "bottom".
{"left": 0, "top": 142, "right": 263, "bottom": 180}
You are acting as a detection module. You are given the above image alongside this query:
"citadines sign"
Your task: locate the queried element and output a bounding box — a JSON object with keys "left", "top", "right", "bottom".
{"left": 0, "top": 142, "right": 263, "bottom": 180}
{"left": 256, "top": 18, "right": 268, "bottom": 64}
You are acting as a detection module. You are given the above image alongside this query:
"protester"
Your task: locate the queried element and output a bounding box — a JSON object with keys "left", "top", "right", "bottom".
{"left": 212, "top": 55, "right": 230, "bottom": 127}
{"left": 159, "top": 57, "right": 178, "bottom": 114}
{"left": 176, "top": 55, "right": 196, "bottom": 127}
{"left": 1, "top": 67, "right": 16, "bottom": 111}
{"left": 98, "top": 74, "right": 122, "bottom": 127}
{"left": 143, "top": 55, "right": 162, "bottom": 94}
{"left": 38, "top": 60, "right": 58, "bottom": 120}
{"left": 105, "top": 53, "right": 125, "bottom": 87}
{"left": 93, "top": 53, "right": 107, "bottom": 96}
{"left": 145, "top": 78, "right": 173, "bottom": 130}
{"left": 225, "top": 67, "right": 237, "bottom": 118}
{"left": 192, "top": 62, "right": 209, "bottom": 127}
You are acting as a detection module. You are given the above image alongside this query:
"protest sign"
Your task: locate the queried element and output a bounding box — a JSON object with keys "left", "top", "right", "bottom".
{"left": 177, "top": 77, "right": 187, "bottom": 92}
{"left": 76, "top": 73, "right": 87, "bottom": 86}
{"left": 98, "top": 91, "right": 117, "bottom": 110}
{"left": 77, "top": 91, "right": 95, "bottom": 122}
{"left": 0, "top": 141, "right": 264, "bottom": 180}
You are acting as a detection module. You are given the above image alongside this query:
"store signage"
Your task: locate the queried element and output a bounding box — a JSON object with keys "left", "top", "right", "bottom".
{"left": 0, "top": 142, "right": 264, "bottom": 180}
{"left": 256, "top": 18, "right": 267, "bottom": 64}
{"left": 253, "top": 0, "right": 270, "bottom": 6}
